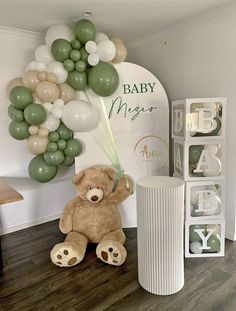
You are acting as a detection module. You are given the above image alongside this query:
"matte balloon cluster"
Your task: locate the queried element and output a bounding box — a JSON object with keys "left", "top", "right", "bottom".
{"left": 6, "top": 19, "right": 127, "bottom": 182}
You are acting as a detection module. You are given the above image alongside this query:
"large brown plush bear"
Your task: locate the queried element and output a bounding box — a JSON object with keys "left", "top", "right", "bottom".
{"left": 50, "top": 166, "right": 133, "bottom": 267}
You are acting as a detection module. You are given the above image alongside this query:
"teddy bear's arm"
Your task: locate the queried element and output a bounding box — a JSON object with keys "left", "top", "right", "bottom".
{"left": 107, "top": 176, "right": 133, "bottom": 204}
{"left": 59, "top": 198, "right": 78, "bottom": 234}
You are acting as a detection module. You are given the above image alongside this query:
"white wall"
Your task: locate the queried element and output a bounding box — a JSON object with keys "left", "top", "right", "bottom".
{"left": 0, "top": 28, "right": 75, "bottom": 234}
{"left": 128, "top": 4, "right": 236, "bottom": 240}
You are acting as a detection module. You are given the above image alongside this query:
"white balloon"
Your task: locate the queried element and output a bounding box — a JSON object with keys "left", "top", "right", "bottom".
{"left": 95, "top": 32, "right": 109, "bottom": 44}
{"left": 36, "top": 62, "right": 47, "bottom": 72}
{"left": 45, "top": 24, "right": 74, "bottom": 47}
{"left": 62, "top": 100, "right": 99, "bottom": 132}
{"left": 190, "top": 242, "right": 203, "bottom": 254}
{"left": 88, "top": 53, "right": 99, "bottom": 66}
{"left": 42, "top": 102, "right": 53, "bottom": 112}
{"left": 54, "top": 98, "right": 65, "bottom": 109}
{"left": 35, "top": 45, "right": 54, "bottom": 64}
{"left": 52, "top": 108, "right": 63, "bottom": 119}
{"left": 47, "top": 61, "right": 68, "bottom": 84}
{"left": 40, "top": 113, "right": 60, "bottom": 132}
{"left": 25, "top": 61, "right": 47, "bottom": 72}
{"left": 33, "top": 94, "right": 43, "bottom": 104}
{"left": 85, "top": 41, "right": 97, "bottom": 54}
{"left": 97, "top": 40, "right": 116, "bottom": 62}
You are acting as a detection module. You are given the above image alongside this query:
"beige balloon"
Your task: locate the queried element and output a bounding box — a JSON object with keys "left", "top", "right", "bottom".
{"left": 6, "top": 77, "right": 24, "bottom": 98}
{"left": 47, "top": 73, "right": 57, "bottom": 83}
{"left": 38, "top": 71, "right": 47, "bottom": 81}
{"left": 28, "top": 125, "right": 39, "bottom": 136}
{"left": 27, "top": 135, "right": 49, "bottom": 155}
{"left": 59, "top": 83, "right": 76, "bottom": 103}
{"left": 36, "top": 81, "right": 60, "bottom": 102}
{"left": 110, "top": 36, "right": 123, "bottom": 44}
{"left": 111, "top": 39, "right": 127, "bottom": 63}
{"left": 23, "top": 70, "right": 40, "bottom": 91}
{"left": 38, "top": 128, "right": 49, "bottom": 138}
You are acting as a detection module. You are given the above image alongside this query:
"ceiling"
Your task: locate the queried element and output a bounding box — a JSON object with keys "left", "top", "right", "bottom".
{"left": 0, "top": 0, "right": 232, "bottom": 43}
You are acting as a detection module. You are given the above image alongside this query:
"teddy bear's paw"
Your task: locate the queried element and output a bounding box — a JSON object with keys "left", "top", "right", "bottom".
{"left": 50, "top": 243, "right": 82, "bottom": 268}
{"left": 96, "top": 240, "right": 127, "bottom": 266}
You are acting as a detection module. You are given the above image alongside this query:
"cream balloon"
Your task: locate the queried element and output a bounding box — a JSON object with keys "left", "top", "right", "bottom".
{"left": 97, "top": 40, "right": 116, "bottom": 62}
{"left": 34, "top": 45, "right": 54, "bottom": 64}
{"left": 95, "top": 33, "right": 109, "bottom": 44}
{"left": 40, "top": 113, "right": 60, "bottom": 132}
{"left": 54, "top": 98, "right": 65, "bottom": 109}
{"left": 27, "top": 135, "right": 49, "bottom": 154}
{"left": 28, "top": 125, "right": 39, "bottom": 136}
{"left": 36, "top": 81, "right": 60, "bottom": 102}
{"left": 38, "top": 127, "right": 49, "bottom": 138}
{"left": 23, "top": 70, "right": 40, "bottom": 91}
{"left": 47, "top": 73, "right": 57, "bottom": 83}
{"left": 38, "top": 71, "right": 47, "bottom": 81}
{"left": 42, "top": 102, "right": 54, "bottom": 112}
{"left": 47, "top": 61, "right": 68, "bottom": 84}
{"left": 62, "top": 100, "right": 99, "bottom": 132}
{"left": 111, "top": 39, "right": 127, "bottom": 63}
{"left": 59, "top": 83, "right": 76, "bottom": 103}
{"left": 45, "top": 24, "right": 74, "bottom": 47}
{"left": 52, "top": 108, "right": 63, "bottom": 119}
{"left": 6, "top": 77, "right": 24, "bottom": 98}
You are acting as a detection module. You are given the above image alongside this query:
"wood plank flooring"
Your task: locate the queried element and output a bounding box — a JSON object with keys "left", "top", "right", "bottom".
{"left": 0, "top": 220, "right": 236, "bottom": 311}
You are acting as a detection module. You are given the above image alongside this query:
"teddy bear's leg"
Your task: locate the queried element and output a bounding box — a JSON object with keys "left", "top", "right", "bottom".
{"left": 50, "top": 232, "right": 88, "bottom": 268}
{"left": 96, "top": 229, "right": 127, "bottom": 266}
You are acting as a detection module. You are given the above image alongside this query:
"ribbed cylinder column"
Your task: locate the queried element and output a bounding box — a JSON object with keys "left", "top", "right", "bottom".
{"left": 136, "top": 176, "right": 185, "bottom": 295}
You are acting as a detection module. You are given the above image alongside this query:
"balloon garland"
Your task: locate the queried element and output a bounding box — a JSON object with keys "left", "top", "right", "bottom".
{"left": 6, "top": 19, "right": 127, "bottom": 182}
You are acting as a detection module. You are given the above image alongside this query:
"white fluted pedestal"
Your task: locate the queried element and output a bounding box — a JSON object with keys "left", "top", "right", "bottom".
{"left": 136, "top": 176, "right": 185, "bottom": 295}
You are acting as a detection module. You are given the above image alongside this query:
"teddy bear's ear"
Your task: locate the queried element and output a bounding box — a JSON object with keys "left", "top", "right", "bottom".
{"left": 103, "top": 167, "right": 116, "bottom": 181}
{"left": 73, "top": 170, "right": 85, "bottom": 185}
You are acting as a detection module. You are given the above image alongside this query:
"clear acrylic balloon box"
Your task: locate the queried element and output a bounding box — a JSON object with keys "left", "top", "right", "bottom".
{"left": 172, "top": 98, "right": 226, "bottom": 141}
{"left": 185, "top": 219, "right": 225, "bottom": 258}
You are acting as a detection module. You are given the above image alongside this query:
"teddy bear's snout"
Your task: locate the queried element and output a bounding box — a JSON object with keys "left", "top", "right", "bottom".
{"left": 86, "top": 188, "right": 104, "bottom": 203}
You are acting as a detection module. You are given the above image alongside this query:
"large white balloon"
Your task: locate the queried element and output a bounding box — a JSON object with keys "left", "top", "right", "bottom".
{"left": 45, "top": 24, "right": 74, "bottom": 47}
{"left": 47, "top": 61, "right": 68, "bottom": 84}
{"left": 95, "top": 32, "right": 109, "bottom": 44}
{"left": 62, "top": 100, "right": 99, "bottom": 132}
{"left": 35, "top": 45, "right": 54, "bottom": 64}
{"left": 40, "top": 113, "right": 60, "bottom": 132}
{"left": 97, "top": 40, "right": 116, "bottom": 62}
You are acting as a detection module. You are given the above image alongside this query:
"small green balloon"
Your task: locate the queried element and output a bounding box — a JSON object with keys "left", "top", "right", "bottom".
{"left": 9, "top": 120, "right": 30, "bottom": 140}
{"left": 189, "top": 145, "right": 204, "bottom": 165}
{"left": 28, "top": 155, "right": 58, "bottom": 182}
{"left": 75, "top": 60, "right": 86, "bottom": 72}
{"left": 67, "top": 70, "right": 87, "bottom": 90}
{"left": 48, "top": 131, "right": 60, "bottom": 142}
{"left": 75, "top": 19, "right": 96, "bottom": 44}
{"left": 63, "top": 59, "right": 75, "bottom": 72}
{"left": 57, "top": 123, "right": 73, "bottom": 140}
{"left": 189, "top": 225, "right": 206, "bottom": 242}
{"left": 80, "top": 47, "right": 89, "bottom": 64}
{"left": 205, "top": 235, "right": 221, "bottom": 253}
{"left": 44, "top": 150, "right": 65, "bottom": 166}
{"left": 71, "top": 39, "right": 81, "bottom": 50}
{"left": 24, "top": 103, "right": 46, "bottom": 125}
{"left": 57, "top": 139, "right": 67, "bottom": 150}
{"left": 64, "top": 139, "right": 82, "bottom": 157}
{"left": 51, "top": 39, "right": 72, "bottom": 62}
{"left": 47, "top": 142, "right": 58, "bottom": 152}
{"left": 8, "top": 105, "right": 24, "bottom": 121}
{"left": 88, "top": 62, "right": 119, "bottom": 97}
{"left": 62, "top": 156, "right": 75, "bottom": 166}
{"left": 70, "top": 49, "right": 81, "bottom": 62}
{"left": 10, "top": 86, "right": 33, "bottom": 110}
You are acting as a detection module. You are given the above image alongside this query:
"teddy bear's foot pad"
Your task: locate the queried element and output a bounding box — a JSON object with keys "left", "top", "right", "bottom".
{"left": 96, "top": 240, "right": 127, "bottom": 266}
{"left": 50, "top": 243, "right": 82, "bottom": 267}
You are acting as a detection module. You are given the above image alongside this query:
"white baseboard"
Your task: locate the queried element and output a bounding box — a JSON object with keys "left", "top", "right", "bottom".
{"left": 1, "top": 213, "right": 62, "bottom": 235}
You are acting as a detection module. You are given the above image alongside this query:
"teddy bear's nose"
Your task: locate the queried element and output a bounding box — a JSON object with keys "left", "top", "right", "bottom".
{"left": 91, "top": 195, "right": 98, "bottom": 202}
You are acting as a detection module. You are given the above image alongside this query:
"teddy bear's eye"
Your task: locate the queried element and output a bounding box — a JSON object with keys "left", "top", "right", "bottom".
{"left": 97, "top": 187, "right": 100, "bottom": 189}
{"left": 89, "top": 187, "right": 92, "bottom": 190}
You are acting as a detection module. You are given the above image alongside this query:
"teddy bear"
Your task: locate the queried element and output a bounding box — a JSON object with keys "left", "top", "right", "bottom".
{"left": 50, "top": 166, "right": 133, "bottom": 267}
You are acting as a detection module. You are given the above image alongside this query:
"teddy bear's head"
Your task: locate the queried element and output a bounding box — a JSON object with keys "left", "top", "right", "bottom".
{"left": 73, "top": 166, "right": 116, "bottom": 203}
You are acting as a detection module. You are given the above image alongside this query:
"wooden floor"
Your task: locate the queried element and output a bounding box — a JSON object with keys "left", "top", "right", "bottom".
{"left": 0, "top": 221, "right": 236, "bottom": 311}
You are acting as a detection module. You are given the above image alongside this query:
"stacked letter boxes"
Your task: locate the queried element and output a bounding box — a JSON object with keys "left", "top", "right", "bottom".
{"left": 172, "top": 98, "right": 226, "bottom": 257}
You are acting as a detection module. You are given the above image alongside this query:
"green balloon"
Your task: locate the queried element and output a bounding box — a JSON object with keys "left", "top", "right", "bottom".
{"left": 28, "top": 155, "right": 58, "bottom": 182}
{"left": 75, "top": 60, "right": 86, "bottom": 72}
{"left": 48, "top": 131, "right": 60, "bottom": 142}
{"left": 51, "top": 39, "right": 72, "bottom": 62}
{"left": 44, "top": 150, "right": 65, "bottom": 166}
{"left": 24, "top": 104, "right": 46, "bottom": 125}
{"left": 189, "top": 145, "right": 204, "bottom": 165}
{"left": 88, "top": 62, "right": 119, "bottom": 96}
{"left": 57, "top": 123, "right": 73, "bottom": 140}
{"left": 70, "top": 49, "right": 81, "bottom": 62}
{"left": 10, "top": 86, "right": 33, "bottom": 110}
{"left": 80, "top": 47, "right": 89, "bottom": 64}
{"left": 194, "top": 117, "right": 221, "bottom": 137}
{"left": 47, "top": 142, "right": 58, "bottom": 152}
{"left": 64, "top": 139, "right": 82, "bottom": 157}
{"left": 63, "top": 59, "right": 75, "bottom": 72}
{"left": 9, "top": 120, "right": 29, "bottom": 140}
{"left": 75, "top": 19, "right": 96, "bottom": 44}
{"left": 62, "top": 156, "right": 75, "bottom": 166}
{"left": 57, "top": 139, "right": 67, "bottom": 150}
{"left": 71, "top": 39, "right": 81, "bottom": 50}
{"left": 205, "top": 235, "right": 221, "bottom": 253}
{"left": 67, "top": 70, "right": 87, "bottom": 90}
{"left": 189, "top": 225, "right": 206, "bottom": 242}
{"left": 8, "top": 105, "right": 24, "bottom": 121}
